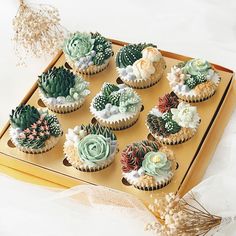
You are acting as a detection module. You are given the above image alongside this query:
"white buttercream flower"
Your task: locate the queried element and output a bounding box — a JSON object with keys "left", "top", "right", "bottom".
{"left": 133, "top": 58, "right": 155, "bottom": 80}
{"left": 171, "top": 102, "right": 200, "bottom": 129}
{"left": 142, "top": 46, "right": 162, "bottom": 62}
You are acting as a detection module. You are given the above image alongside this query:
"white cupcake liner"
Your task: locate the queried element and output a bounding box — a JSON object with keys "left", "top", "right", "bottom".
{"left": 65, "top": 54, "right": 111, "bottom": 75}
{"left": 10, "top": 127, "right": 61, "bottom": 154}
{"left": 123, "top": 172, "right": 174, "bottom": 191}
{"left": 118, "top": 58, "right": 166, "bottom": 89}
{"left": 39, "top": 91, "right": 85, "bottom": 114}
{"left": 90, "top": 104, "right": 141, "bottom": 130}
{"left": 64, "top": 143, "right": 117, "bottom": 172}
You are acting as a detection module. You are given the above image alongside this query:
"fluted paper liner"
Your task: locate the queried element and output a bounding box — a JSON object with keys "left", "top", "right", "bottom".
{"left": 39, "top": 91, "right": 85, "bottom": 114}
{"left": 64, "top": 142, "right": 117, "bottom": 172}
{"left": 65, "top": 54, "right": 111, "bottom": 75}
{"left": 10, "top": 127, "right": 61, "bottom": 154}
{"left": 118, "top": 58, "right": 166, "bottom": 89}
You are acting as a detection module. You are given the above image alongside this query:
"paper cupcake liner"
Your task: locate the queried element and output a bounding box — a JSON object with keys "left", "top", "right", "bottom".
{"left": 123, "top": 172, "right": 173, "bottom": 191}
{"left": 39, "top": 91, "right": 85, "bottom": 114}
{"left": 10, "top": 132, "right": 61, "bottom": 154}
{"left": 90, "top": 107, "right": 141, "bottom": 130}
{"left": 148, "top": 127, "right": 197, "bottom": 145}
{"left": 118, "top": 58, "right": 166, "bottom": 89}
{"left": 64, "top": 144, "right": 117, "bottom": 172}
{"left": 65, "top": 54, "right": 111, "bottom": 75}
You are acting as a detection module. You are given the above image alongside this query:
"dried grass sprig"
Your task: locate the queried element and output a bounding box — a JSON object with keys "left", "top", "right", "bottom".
{"left": 146, "top": 192, "right": 222, "bottom": 235}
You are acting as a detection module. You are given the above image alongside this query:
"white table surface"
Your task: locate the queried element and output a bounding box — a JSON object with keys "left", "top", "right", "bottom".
{"left": 0, "top": 0, "right": 236, "bottom": 180}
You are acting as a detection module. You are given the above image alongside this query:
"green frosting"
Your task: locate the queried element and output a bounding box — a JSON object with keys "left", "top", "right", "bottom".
{"left": 119, "top": 88, "right": 141, "bottom": 113}
{"left": 93, "top": 95, "right": 108, "bottom": 111}
{"left": 183, "top": 59, "right": 211, "bottom": 76}
{"left": 78, "top": 134, "right": 110, "bottom": 165}
{"left": 63, "top": 32, "right": 95, "bottom": 60}
{"left": 10, "top": 105, "right": 40, "bottom": 130}
{"left": 108, "top": 91, "right": 121, "bottom": 106}
{"left": 102, "top": 83, "right": 119, "bottom": 97}
{"left": 38, "top": 67, "right": 75, "bottom": 98}
{"left": 142, "top": 151, "right": 172, "bottom": 177}
{"left": 116, "top": 43, "right": 156, "bottom": 68}
{"left": 164, "top": 120, "right": 181, "bottom": 134}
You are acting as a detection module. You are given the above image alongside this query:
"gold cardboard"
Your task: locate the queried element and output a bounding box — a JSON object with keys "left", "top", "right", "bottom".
{"left": 0, "top": 40, "right": 235, "bottom": 205}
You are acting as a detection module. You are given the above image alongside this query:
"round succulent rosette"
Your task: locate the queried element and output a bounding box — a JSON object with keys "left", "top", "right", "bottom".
{"left": 63, "top": 32, "right": 113, "bottom": 75}
{"left": 116, "top": 43, "right": 166, "bottom": 89}
{"left": 9, "top": 105, "right": 62, "bottom": 154}
{"left": 38, "top": 66, "right": 90, "bottom": 113}
{"left": 90, "top": 83, "right": 142, "bottom": 130}
{"left": 146, "top": 93, "right": 201, "bottom": 145}
{"left": 121, "top": 140, "right": 175, "bottom": 191}
{"left": 167, "top": 58, "right": 221, "bottom": 102}
{"left": 64, "top": 123, "right": 117, "bottom": 171}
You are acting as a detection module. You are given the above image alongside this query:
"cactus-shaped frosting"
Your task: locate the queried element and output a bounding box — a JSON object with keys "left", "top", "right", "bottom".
{"left": 164, "top": 120, "right": 181, "bottom": 134}
{"left": 10, "top": 105, "right": 40, "bottom": 130}
{"left": 93, "top": 95, "right": 108, "bottom": 111}
{"left": 116, "top": 43, "right": 156, "bottom": 68}
{"left": 81, "top": 123, "right": 116, "bottom": 141}
{"left": 121, "top": 140, "right": 161, "bottom": 173}
{"left": 108, "top": 91, "right": 121, "bottom": 106}
{"left": 102, "top": 83, "right": 119, "bottom": 97}
{"left": 147, "top": 114, "right": 169, "bottom": 137}
{"left": 10, "top": 105, "right": 62, "bottom": 149}
{"left": 38, "top": 67, "right": 75, "bottom": 98}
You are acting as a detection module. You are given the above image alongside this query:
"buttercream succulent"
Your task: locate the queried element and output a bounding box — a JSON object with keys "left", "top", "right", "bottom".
{"left": 78, "top": 134, "right": 110, "bottom": 165}
{"left": 93, "top": 95, "right": 108, "bottom": 111}
{"left": 38, "top": 67, "right": 75, "bottom": 98}
{"left": 142, "top": 152, "right": 172, "bottom": 177}
{"left": 164, "top": 120, "right": 181, "bottom": 134}
{"left": 102, "top": 83, "right": 119, "bottom": 97}
{"left": 121, "top": 140, "right": 160, "bottom": 173}
{"left": 119, "top": 88, "right": 141, "bottom": 113}
{"left": 183, "top": 59, "right": 211, "bottom": 76}
{"left": 158, "top": 93, "right": 179, "bottom": 113}
{"left": 171, "top": 102, "right": 200, "bottom": 129}
{"left": 108, "top": 91, "right": 121, "bottom": 106}
{"left": 147, "top": 114, "right": 169, "bottom": 137}
{"left": 63, "top": 32, "right": 95, "bottom": 60}
{"left": 10, "top": 105, "right": 40, "bottom": 130}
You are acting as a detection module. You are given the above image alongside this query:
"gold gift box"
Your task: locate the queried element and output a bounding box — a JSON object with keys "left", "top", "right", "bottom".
{"left": 0, "top": 39, "right": 235, "bottom": 205}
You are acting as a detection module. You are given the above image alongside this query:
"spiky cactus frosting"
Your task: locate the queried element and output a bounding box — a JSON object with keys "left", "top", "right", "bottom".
{"left": 167, "top": 58, "right": 221, "bottom": 102}
{"left": 9, "top": 105, "right": 62, "bottom": 153}
{"left": 63, "top": 32, "right": 113, "bottom": 75}
{"left": 38, "top": 67, "right": 90, "bottom": 113}
{"left": 121, "top": 140, "right": 175, "bottom": 190}
{"left": 116, "top": 43, "right": 166, "bottom": 88}
{"left": 146, "top": 93, "right": 200, "bottom": 145}
{"left": 64, "top": 123, "right": 117, "bottom": 171}
{"left": 90, "top": 83, "right": 142, "bottom": 130}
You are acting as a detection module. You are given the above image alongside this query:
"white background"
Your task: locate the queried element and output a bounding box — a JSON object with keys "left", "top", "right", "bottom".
{"left": 0, "top": 0, "right": 236, "bottom": 179}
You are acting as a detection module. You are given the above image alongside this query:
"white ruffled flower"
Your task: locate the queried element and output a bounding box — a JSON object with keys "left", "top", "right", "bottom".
{"left": 171, "top": 102, "right": 200, "bottom": 129}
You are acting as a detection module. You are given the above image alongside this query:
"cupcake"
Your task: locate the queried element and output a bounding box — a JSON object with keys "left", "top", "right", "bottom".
{"left": 146, "top": 93, "right": 200, "bottom": 145}
{"left": 167, "top": 58, "right": 221, "bottom": 102}
{"left": 63, "top": 32, "right": 113, "bottom": 75}
{"left": 116, "top": 43, "right": 166, "bottom": 89}
{"left": 38, "top": 67, "right": 90, "bottom": 113}
{"left": 90, "top": 83, "right": 142, "bottom": 130}
{"left": 9, "top": 105, "right": 62, "bottom": 154}
{"left": 64, "top": 123, "right": 117, "bottom": 172}
{"left": 121, "top": 140, "right": 175, "bottom": 191}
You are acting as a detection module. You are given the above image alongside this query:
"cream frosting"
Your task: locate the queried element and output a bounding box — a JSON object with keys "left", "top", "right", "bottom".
{"left": 141, "top": 46, "right": 162, "bottom": 62}
{"left": 132, "top": 58, "right": 155, "bottom": 80}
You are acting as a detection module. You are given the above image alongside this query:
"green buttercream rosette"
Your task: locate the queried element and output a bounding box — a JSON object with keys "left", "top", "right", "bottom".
{"left": 183, "top": 59, "right": 211, "bottom": 76}
{"left": 63, "top": 32, "right": 95, "bottom": 60}
{"left": 142, "top": 151, "right": 172, "bottom": 177}
{"left": 78, "top": 134, "right": 110, "bottom": 165}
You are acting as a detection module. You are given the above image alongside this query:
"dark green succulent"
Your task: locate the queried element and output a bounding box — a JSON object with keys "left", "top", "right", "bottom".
{"left": 162, "top": 112, "right": 173, "bottom": 122}
{"left": 93, "top": 95, "right": 108, "bottom": 111}
{"left": 109, "top": 92, "right": 121, "bottom": 106}
{"left": 102, "top": 83, "right": 120, "bottom": 97}
{"left": 38, "top": 67, "right": 75, "bottom": 98}
{"left": 81, "top": 123, "right": 117, "bottom": 140}
{"left": 147, "top": 114, "right": 169, "bottom": 137}
{"left": 10, "top": 105, "right": 40, "bottom": 130}
{"left": 116, "top": 43, "right": 156, "bottom": 68}
{"left": 195, "top": 73, "right": 207, "bottom": 84}
{"left": 164, "top": 120, "right": 181, "bottom": 134}
{"left": 184, "top": 76, "right": 198, "bottom": 89}
{"left": 44, "top": 115, "right": 62, "bottom": 137}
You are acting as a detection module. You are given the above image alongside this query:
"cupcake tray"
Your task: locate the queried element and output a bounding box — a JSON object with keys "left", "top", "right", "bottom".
{"left": 0, "top": 39, "right": 235, "bottom": 205}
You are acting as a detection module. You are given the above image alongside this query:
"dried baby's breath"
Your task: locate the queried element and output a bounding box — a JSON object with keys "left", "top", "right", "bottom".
{"left": 13, "top": 0, "right": 68, "bottom": 65}
{"left": 146, "top": 192, "right": 222, "bottom": 235}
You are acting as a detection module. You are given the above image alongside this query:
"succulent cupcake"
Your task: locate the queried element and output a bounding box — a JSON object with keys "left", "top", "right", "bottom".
{"left": 146, "top": 93, "right": 200, "bottom": 145}
{"left": 9, "top": 105, "right": 62, "bottom": 153}
{"left": 63, "top": 32, "right": 113, "bottom": 75}
{"left": 90, "top": 83, "right": 142, "bottom": 130}
{"left": 121, "top": 140, "right": 175, "bottom": 191}
{"left": 116, "top": 43, "right": 166, "bottom": 89}
{"left": 38, "top": 67, "right": 90, "bottom": 113}
{"left": 64, "top": 123, "right": 117, "bottom": 172}
{"left": 167, "top": 58, "right": 221, "bottom": 102}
